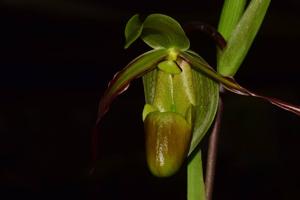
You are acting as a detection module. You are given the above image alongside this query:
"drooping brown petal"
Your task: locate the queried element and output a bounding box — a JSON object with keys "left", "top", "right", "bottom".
{"left": 89, "top": 49, "right": 168, "bottom": 174}
{"left": 96, "top": 49, "right": 168, "bottom": 125}
{"left": 180, "top": 51, "right": 300, "bottom": 116}
{"left": 228, "top": 83, "right": 300, "bottom": 116}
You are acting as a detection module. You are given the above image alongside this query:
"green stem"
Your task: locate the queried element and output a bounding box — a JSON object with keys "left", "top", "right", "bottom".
{"left": 188, "top": 149, "right": 206, "bottom": 200}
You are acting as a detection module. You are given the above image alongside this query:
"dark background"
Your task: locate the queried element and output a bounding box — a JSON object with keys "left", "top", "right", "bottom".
{"left": 0, "top": 0, "right": 299, "bottom": 199}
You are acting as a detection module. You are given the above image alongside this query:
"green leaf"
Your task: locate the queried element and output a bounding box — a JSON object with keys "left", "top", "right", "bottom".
{"left": 217, "top": 0, "right": 271, "bottom": 76}
{"left": 188, "top": 149, "right": 206, "bottom": 200}
{"left": 217, "top": 0, "right": 246, "bottom": 41}
{"left": 141, "top": 14, "right": 190, "bottom": 50}
{"left": 97, "top": 49, "right": 168, "bottom": 123}
{"left": 124, "top": 14, "right": 143, "bottom": 49}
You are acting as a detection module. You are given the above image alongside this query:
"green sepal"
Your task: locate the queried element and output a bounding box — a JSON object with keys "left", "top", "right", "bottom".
{"left": 124, "top": 13, "right": 190, "bottom": 50}
{"left": 178, "top": 51, "right": 220, "bottom": 154}
{"left": 124, "top": 14, "right": 143, "bottom": 49}
{"left": 185, "top": 105, "right": 194, "bottom": 126}
{"left": 188, "top": 69, "right": 219, "bottom": 155}
{"left": 142, "top": 14, "right": 190, "bottom": 50}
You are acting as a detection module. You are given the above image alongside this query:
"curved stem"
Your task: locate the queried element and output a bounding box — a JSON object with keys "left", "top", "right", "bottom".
{"left": 205, "top": 97, "right": 223, "bottom": 200}
{"left": 184, "top": 22, "right": 227, "bottom": 50}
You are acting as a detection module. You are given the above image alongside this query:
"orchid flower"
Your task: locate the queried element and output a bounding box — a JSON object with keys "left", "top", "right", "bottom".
{"left": 94, "top": 1, "right": 300, "bottom": 199}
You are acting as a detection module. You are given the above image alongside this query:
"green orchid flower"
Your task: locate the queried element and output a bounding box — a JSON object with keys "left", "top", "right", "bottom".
{"left": 98, "top": 14, "right": 220, "bottom": 177}
{"left": 96, "top": 13, "right": 300, "bottom": 179}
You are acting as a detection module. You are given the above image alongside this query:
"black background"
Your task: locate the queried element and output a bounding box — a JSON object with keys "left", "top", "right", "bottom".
{"left": 0, "top": 0, "right": 299, "bottom": 199}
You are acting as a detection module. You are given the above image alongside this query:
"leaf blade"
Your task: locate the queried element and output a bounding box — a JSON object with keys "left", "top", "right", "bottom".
{"left": 217, "top": 0, "right": 246, "bottom": 41}
{"left": 218, "top": 0, "right": 271, "bottom": 76}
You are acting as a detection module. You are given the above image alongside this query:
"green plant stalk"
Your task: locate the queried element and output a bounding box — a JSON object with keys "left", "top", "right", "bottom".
{"left": 188, "top": 149, "right": 206, "bottom": 200}
{"left": 188, "top": 1, "right": 270, "bottom": 200}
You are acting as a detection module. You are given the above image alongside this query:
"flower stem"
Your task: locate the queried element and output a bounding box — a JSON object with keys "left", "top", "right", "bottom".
{"left": 188, "top": 149, "right": 206, "bottom": 200}
{"left": 205, "top": 97, "right": 223, "bottom": 200}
